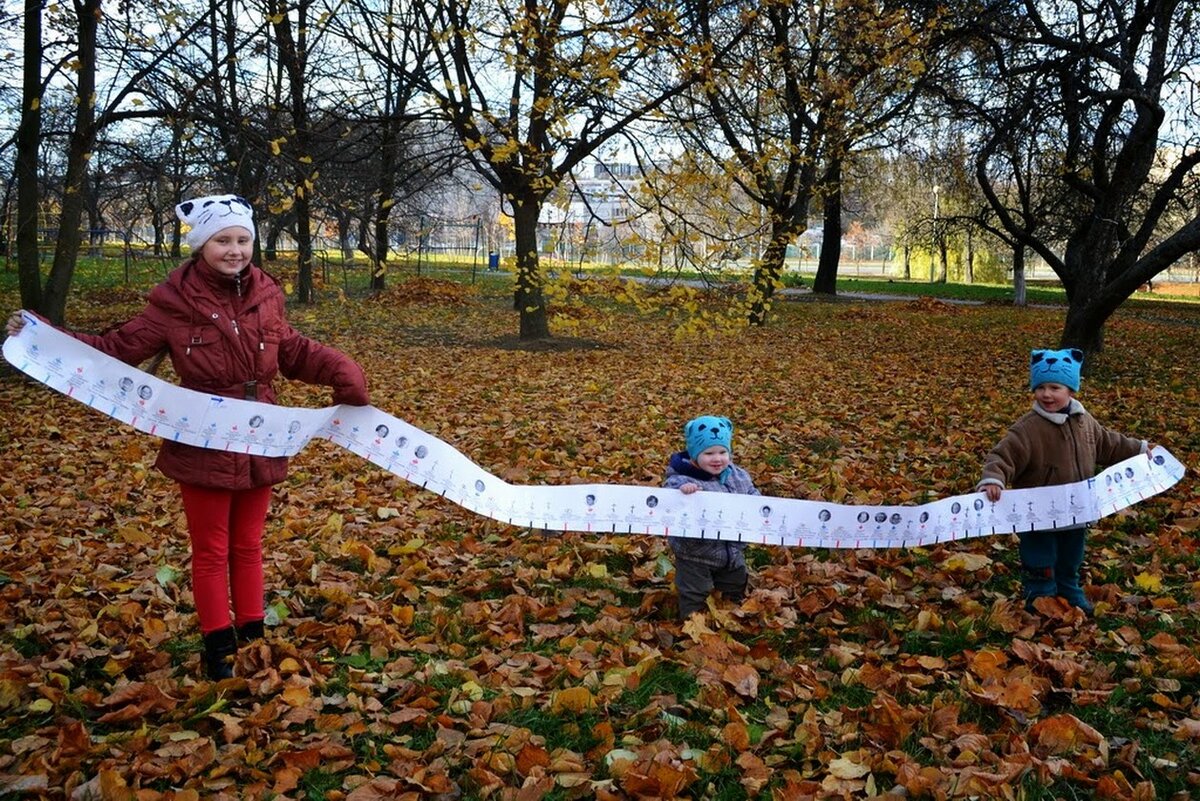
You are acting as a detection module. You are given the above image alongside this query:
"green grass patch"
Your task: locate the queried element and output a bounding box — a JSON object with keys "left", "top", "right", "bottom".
{"left": 616, "top": 661, "right": 699, "bottom": 712}
{"left": 299, "top": 768, "right": 344, "bottom": 797}
{"left": 818, "top": 681, "right": 875, "bottom": 711}
{"left": 495, "top": 706, "right": 605, "bottom": 753}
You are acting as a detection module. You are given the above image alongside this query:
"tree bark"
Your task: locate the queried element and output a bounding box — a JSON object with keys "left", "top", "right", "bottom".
{"left": 748, "top": 221, "right": 793, "bottom": 325}
{"left": 812, "top": 160, "right": 842, "bottom": 296}
{"left": 16, "top": 0, "right": 44, "bottom": 313}
{"left": 1012, "top": 244, "right": 1026, "bottom": 307}
{"left": 511, "top": 199, "right": 550, "bottom": 339}
{"left": 270, "top": 0, "right": 315, "bottom": 302}
{"left": 43, "top": 0, "right": 101, "bottom": 325}
{"left": 965, "top": 228, "right": 974, "bottom": 284}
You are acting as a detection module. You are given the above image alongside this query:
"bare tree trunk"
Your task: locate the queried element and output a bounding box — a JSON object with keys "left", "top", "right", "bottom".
{"left": 372, "top": 117, "right": 398, "bottom": 292}
{"left": 16, "top": 0, "right": 44, "bottom": 313}
{"left": 812, "top": 160, "right": 842, "bottom": 296}
{"left": 1012, "top": 244, "right": 1026, "bottom": 307}
{"left": 43, "top": 0, "right": 101, "bottom": 325}
{"left": 511, "top": 200, "right": 550, "bottom": 339}
{"left": 749, "top": 222, "right": 792, "bottom": 325}
{"left": 965, "top": 227, "right": 974, "bottom": 284}
{"left": 270, "top": 0, "right": 315, "bottom": 302}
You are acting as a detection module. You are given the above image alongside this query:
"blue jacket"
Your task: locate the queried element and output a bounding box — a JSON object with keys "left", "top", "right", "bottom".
{"left": 663, "top": 451, "right": 760, "bottom": 568}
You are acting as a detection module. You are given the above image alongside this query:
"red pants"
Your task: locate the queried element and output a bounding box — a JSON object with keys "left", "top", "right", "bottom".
{"left": 179, "top": 483, "right": 272, "bottom": 633}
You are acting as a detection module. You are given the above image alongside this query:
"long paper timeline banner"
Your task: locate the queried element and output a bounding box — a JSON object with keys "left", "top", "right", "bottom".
{"left": 2, "top": 312, "right": 1186, "bottom": 550}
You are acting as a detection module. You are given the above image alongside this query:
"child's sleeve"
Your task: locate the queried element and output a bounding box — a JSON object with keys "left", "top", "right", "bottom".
{"left": 277, "top": 327, "right": 370, "bottom": 405}
{"left": 1093, "top": 420, "right": 1147, "bottom": 466}
{"left": 68, "top": 310, "right": 169, "bottom": 367}
{"left": 977, "top": 430, "right": 1029, "bottom": 491}
{"left": 664, "top": 473, "right": 691, "bottom": 490}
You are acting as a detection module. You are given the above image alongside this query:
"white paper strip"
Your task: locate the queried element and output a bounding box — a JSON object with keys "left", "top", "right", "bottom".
{"left": 3, "top": 312, "right": 1185, "bottom": 549}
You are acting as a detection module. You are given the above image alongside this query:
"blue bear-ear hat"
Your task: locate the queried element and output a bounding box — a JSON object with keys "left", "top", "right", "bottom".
{"left": 684, "top": 415, "right": 734, "bottom": 460}
{"left": 1029, "top": 348, "right": 1083, "bottom": 392}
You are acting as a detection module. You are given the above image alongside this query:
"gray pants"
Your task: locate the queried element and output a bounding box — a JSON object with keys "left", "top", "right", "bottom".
{"left": 674, "top": 558, "right": 748, "bottom": 618}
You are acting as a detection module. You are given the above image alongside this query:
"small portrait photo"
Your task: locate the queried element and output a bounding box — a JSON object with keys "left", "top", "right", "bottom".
{"left": 818, "top": 509, "right": 832, "bottom": 522}
{"left": 248, "top": 415, "right": 264, "bottom": 429}
{"left": 646, "top": 495, "right": 658, "bottom": 508}
{"left": 288, "top": 420, "right": 302, "bottom": 434}
{"left": 857, "top": 511, "right": 870, "bottom": 524}
{"left": 474, "top": 480, "right": 485, "bottom": 493}
{"left": 375, "top": 424, "right": 390, "bottom": 439}
{"left": 874, "top": 512, "right": 887, "bottom": 523}
{"left": 951, "top": 502, "right": 962, "bottom": 515}
{"left": 1154, "top": 454, "right": 1165, "bottom": 465}
{"left": 760, "top": 505, "right": 772, "bottom": 518}
{"left": 137, "top": 384, "right": 153, "bottom": 400}
{"left": 585, "top": 494, "right": 596, "bottom": 507}
{"left": 1124, "top": 467, "right": 1134, "bottom": 478}
{"left": 119, "top": 377, "right": 134, "bottom": 393}
{"left": 890, "top": 513, "right": 902, "bottom": 525}
{"left": 414, "top": 445, "right": 428, "bottom": 459}
{"left": 973, "top": 499, "right": 985, "bottom": 511}
{"left": 919, "top": 511, "right": 930, "bottom": 524}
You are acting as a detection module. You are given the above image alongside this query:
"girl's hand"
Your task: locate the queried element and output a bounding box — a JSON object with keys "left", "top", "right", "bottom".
{"left": 983, "top": 484, "right": 1002, "bottom": 503}
{"left": 680, "top": 483, "right": 700, "bottom": 495}
{"left": 5, "top": 311, "right": 25, "bottom": 337}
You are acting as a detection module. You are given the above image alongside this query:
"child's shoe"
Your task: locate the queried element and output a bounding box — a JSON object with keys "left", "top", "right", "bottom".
{"left": 1055, "top": 528, "right": 1091, "bottom": 615}
{"left": 202, "top": 627, "right": 237, "bottom": 680}
{"left": 236, "top": 619, "right": 265, "bottom": 642}
{"left": 1021, "top": 563, "right": 1056, "bottom": 612}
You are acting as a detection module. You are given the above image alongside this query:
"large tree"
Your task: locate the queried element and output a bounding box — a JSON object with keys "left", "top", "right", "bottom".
{"left": 19, "top": 0, "right": 208, "bottom": 325}
{"left": 666, "top": 0, "right": 936, "bottom": 321}
{"left": 330, "top": 0, "right": 460, "bottom": 291}
{"left": 414, "top": 0, "right": 739, "bottom": 339}
{"left": 958, "top": 0, "right": 1200, "bottom": 357}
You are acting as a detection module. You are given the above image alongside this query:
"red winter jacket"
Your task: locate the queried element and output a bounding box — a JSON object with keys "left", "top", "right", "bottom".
{"left": 70, "top": 257, "right": 369, "bottom": 489}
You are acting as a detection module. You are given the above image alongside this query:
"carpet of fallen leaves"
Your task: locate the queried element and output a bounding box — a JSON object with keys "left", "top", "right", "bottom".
{"left": 2, "top": 276, "right": 1200, "bottom": 801}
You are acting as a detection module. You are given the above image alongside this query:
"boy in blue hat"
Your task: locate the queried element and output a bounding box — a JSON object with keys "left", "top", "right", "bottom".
{"left": 976, "top": 349, "right": 1151, "bottom": 615}
{"left": 663, "top": 415, "right": 761, "bottom": 618}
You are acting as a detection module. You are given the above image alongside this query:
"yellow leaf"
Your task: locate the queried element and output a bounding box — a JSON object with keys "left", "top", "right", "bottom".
{"left": 388, "top": 537, "right": 425, "bottom": 555}
{"left": 828, "top": 755, "right": 870, "bottom": 779}
{"left": 939, "top": 552, "right": 992, "bottom": 572}
{"left": 1135, "top": 572, "right": 1163, "bottom": 593}
{"left": 551, "top": 686, "right": 595, "bottom": 713}
{"left": 318, "top": 513, "right": 344, "bottom": 538}
{"left": 281, "top": 685, "right": 311, "bottom": 707}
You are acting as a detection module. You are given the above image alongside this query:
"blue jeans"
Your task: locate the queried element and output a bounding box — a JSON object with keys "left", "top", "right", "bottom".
{"left": 1018, "top": 527, "right": 1091, "bottom": 612}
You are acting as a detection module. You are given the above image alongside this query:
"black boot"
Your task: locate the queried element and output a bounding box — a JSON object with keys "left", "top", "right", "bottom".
{"left": 236, "top": 619, "right": 265, "bottom": 643}
{"left": 202, "top": 627, "right": 237, "bottom": 680}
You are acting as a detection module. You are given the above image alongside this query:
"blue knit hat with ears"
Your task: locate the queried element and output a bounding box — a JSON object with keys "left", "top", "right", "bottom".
{"left": 1030, "top": 348, "right": 1083, "bottom": 391}
{"left": 685, "top": 415, "right": 733, "bottom": 459}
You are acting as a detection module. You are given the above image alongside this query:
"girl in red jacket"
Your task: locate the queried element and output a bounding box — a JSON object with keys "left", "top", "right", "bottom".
{"left": 5, "top": 194, "right": 370, "bottom": 679}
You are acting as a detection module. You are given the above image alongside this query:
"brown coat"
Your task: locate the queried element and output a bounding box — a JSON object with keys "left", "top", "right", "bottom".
{"left": 70, "top": 257, "right": 369, "bottom": 489}
{"left": 978, "top": 400, "right": 1145, "bottom": 491}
